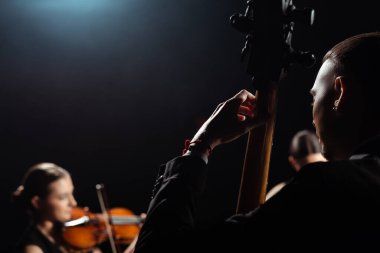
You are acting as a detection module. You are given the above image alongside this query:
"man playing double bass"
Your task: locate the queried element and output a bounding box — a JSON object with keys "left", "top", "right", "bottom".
{"left": 134, "top": 32, "right": 380, "bottom": 253}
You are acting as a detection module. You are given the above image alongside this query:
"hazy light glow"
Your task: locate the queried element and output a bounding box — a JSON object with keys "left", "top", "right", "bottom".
{"left": 14, "top": 0, "right": 127, "bottom": 13}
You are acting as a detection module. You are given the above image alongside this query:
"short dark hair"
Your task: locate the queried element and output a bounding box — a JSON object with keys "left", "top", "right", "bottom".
{"left": 289, "top": 130, "right": 321, "bottom": 159}
{"left": 323, "top": 32, "right": 380, "bottom": 115}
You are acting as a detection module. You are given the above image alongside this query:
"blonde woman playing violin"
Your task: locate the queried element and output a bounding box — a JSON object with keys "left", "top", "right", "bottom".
{"left": 13, "top": 162, "right": 140, "bottom": 253}
{"left": 12, "top": 163, "right": 108, "bottom": 253}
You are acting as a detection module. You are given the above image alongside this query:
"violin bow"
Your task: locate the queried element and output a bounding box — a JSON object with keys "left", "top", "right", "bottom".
{"left": 96, "top": 183, "right": 122, "bottom": 253}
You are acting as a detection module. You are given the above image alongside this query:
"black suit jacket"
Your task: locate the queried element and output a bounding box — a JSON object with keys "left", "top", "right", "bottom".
{"left": 135, "top": 136, "right": 380, "bottom": 253}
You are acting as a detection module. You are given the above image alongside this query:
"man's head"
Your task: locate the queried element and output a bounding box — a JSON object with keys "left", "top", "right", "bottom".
{"left": 288, "top": 130, "right": 325, "bottom": 172}
{"left": 310, "top": 32, "right": 380, "bottom": 160}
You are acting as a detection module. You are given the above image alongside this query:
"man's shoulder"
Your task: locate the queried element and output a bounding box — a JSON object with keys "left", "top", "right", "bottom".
{"left": 292, "top": 158, "right": 380, "bottom": 202}
{"left": 298, "top": 158, "right": 380, "bottom": 178}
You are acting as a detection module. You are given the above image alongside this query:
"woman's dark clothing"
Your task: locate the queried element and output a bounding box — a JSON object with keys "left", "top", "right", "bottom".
{"left": 15, "top": 225, "right": 63, "bottom": 253}
{"left": 135, "top": 135, "right": 380, "bottom": 253}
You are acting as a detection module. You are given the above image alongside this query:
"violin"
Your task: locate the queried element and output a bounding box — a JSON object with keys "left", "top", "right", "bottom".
{"left": 62, "top": 206, "right": 143, "bottom": 252}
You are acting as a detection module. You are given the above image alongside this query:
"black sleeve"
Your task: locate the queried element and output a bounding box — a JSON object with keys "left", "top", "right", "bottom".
{"left": 134, "top": 156, "right": 322, "bottom": 253}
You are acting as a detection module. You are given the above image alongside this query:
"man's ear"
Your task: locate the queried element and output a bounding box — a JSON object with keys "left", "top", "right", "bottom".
{"left": 333, "top": 76, "right": 347, "bottom": 112}
{"left": 31, "top": 195, "right": 41, "bottom": 210}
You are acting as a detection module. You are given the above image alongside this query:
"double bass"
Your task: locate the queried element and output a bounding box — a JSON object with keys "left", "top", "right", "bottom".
{"left": 230, "top": 0, "right": 316, "bottom": 213}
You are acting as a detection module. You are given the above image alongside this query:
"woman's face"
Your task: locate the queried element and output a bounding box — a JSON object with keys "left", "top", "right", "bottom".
{"left": 38, "top": 175, "right": 77, "bottom": 223}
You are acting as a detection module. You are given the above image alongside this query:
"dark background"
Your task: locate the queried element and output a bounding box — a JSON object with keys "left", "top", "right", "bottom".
{"left": 0, "top": 0, "right": 379, "bottom": 251}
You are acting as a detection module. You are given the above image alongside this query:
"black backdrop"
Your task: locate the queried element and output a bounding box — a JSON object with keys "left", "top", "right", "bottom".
{"left": 0, "top": 0, "right": 379, "bottom": 252}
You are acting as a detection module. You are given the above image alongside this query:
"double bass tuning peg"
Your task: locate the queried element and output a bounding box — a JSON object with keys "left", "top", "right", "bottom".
{"left": 288, "top": 50, "right": 316, "bottom": 68}
{"left": 286, "top": 5, "right": 315, "bottom": 27}
{"left": 230, "top": 0, "right": 254, "bottom": 34}
{"left": 230, "top": 13, "right": 253, "bottom": 34}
